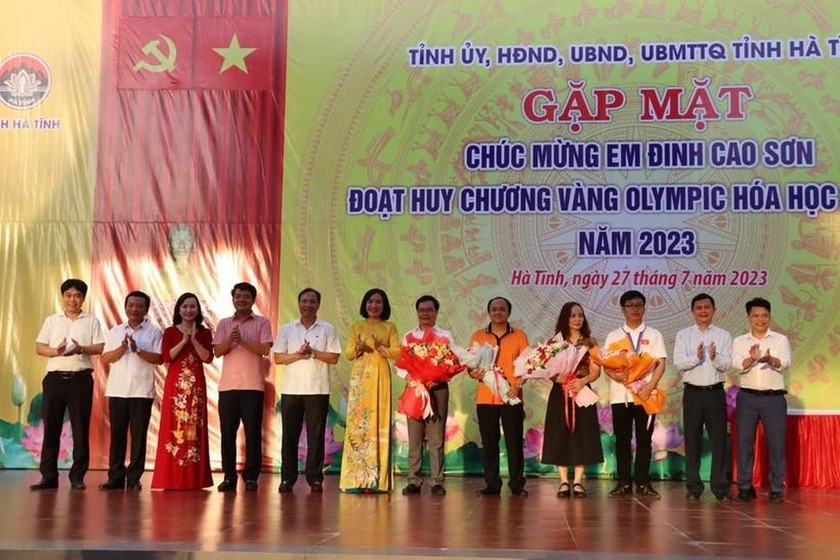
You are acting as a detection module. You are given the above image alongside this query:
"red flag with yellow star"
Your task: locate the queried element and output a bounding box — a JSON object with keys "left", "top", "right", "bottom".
{"left": 89, "top": 0, "right": 287, "bottom": 470}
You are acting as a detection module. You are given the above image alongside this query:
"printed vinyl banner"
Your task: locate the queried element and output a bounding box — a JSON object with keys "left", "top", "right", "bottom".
{"left": 2, "top": 0, "right": 839, "bottom": 480}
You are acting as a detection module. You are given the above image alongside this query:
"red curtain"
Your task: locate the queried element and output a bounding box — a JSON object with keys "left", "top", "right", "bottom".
{"left": 732, "top": 414, "right": 840, "bottom": 489}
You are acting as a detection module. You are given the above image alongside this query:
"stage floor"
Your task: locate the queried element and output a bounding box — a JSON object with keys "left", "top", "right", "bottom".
{"left": 1, "top": 471, "right": 838, "bottom": 560}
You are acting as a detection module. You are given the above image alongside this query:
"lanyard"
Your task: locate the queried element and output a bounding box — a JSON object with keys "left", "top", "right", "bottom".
{"left": 623, "top": 328, "right": 645, "bottom": 353}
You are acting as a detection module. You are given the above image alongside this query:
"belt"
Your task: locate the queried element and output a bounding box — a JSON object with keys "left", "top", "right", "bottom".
{"left": 429, "top": 382, "right": 449, "bottom": 391}
{"left": 740, "top": 387, "right": 786, "bottom": 396}
{"left": 49, "top": 369, "right": 93, "bottom": 379}
{"left": 684, "top": 382, "right": 724, "bottom": 392}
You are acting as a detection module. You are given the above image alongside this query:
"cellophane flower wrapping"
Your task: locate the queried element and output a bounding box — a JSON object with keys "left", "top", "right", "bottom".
{"left": 455, "top": 342, "right": 521, "bottom": 405}
{"left": 513, "top": 337, "right": 589, "bottom": 380}
{"left": 395, "top": 329, "right": 467, "bottom": 420}
{"left": 590, "top": 338, "right": 655, "bottom": 384}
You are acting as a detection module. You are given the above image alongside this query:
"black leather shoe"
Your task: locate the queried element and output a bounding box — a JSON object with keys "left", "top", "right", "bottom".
{"left": 608, "top": 483, "right": 632, "bottom": 498}
{"left": 431, "top": 484, "right": 446, "bottom": 496}
{"left": 310, "top": 482, "right": 323, "bottom": 493}
{"left": 635, "top": 483, "right": 661, "bottom": 499}
{"left": 99, "top": 480, "right": 125, "bottom": 490}
{"left": 244, "top": 480, "right": 258, "bottom": 491}
{"left": 511, "top": 488, "right": 529, "bottom": 497}
{"left": 29, "top": 479, "right": 58, "bottom": 491}
{"left": 478, "top": 487, "right": 501, "bottom": 496}
{"left": 686, "top": 491, "right": 701, "bottom": 501}
{"left": 127, "top": 482, "right": 142, "bottom": 490}
{"left": 70, "top": 482, "right": 86, "bottom": 491}
{"left": 714, "top": 492, "right": 730, "bottom": 501}
{"left": 402, "top": 483, "right": 421, "bottom": 495}
{"left": 736, "top": 487, "right": 757, "bottom": 501}
{"left": 769, "top": 491, "right": 784, "bottom": 504}
{"left": 217, "top": 480, "right": 236, "bottom": 492}
{"left": 277, "top": 481, "right": 294, "bottom": 493}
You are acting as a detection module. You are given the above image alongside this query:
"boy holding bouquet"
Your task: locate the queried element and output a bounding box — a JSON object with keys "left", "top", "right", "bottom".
{"left": 602, "top": 290, "right": 667, "bottom": 498}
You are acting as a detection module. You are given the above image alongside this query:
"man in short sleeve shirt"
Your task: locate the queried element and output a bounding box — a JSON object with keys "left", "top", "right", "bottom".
{"left": 99, "top": 290, "right": 163, "bottom": 490}
{"left": 213, "top": 282, "right": 274, "bottom": 492}
{"left": 31, "top": 278, "right": 105, "bottom": 490}
{"left": 731, "top": 297, "right": 790, "bottom": 504}
{"left": 602, "top": 290, "right": 667, "bottom": 499}
{"left": 273, "top": 288, "right": 341, "bottom": 493}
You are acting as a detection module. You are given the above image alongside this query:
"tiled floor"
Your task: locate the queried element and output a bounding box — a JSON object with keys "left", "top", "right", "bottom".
{"left": 1, "top": 470, "right": 838, "bottom": 559}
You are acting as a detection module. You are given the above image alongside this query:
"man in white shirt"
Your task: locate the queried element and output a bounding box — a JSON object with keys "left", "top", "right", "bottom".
{"left": 603, "top": 290, "right": 667, "bottom": 499}
{"left": 399, "top": 295, "right": 460, "bottom": 497}
{"left": 673, "top": 293, "right": 732, "bottom": 501}
{"left": 31, "top": 279, "right": 105, "bottom": 491}
{"left": 732, "top": 297, "right": 790, "bottom": 504}
{"left": 273, "top": 288, "right": 341, "bottom": 493}
{"left": 99, "top": 291, "right": 163, "bottom": 491}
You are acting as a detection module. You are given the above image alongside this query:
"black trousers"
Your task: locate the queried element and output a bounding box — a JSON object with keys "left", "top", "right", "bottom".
{"left": 107, "top": 397, "right": 153, "bottom": 485}
{"left": 477, "top": 403, "right": 525, "bottom": 493}
{"left": 40, "top": 370, "right": 93, "bottom": 484}
{"left": 611, "top": 402, "right": 654, "bottom": 485}
{"left": 218, "top": 390, "right": 264, "bottom": 482}
{"left": 280, "top": 393, "right": 329, "bottom": 486}
{"left": 683, "top": 384, "right": 728, "bottom": 495}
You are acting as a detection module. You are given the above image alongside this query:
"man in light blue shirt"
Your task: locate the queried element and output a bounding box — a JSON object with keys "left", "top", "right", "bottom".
{"left": 673, "top": 293, "right": 732, "bottom": 501}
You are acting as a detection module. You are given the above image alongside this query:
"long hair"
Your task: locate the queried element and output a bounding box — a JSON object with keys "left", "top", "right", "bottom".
{"left": 554, "top": 301, "right": 591, "bottom": 341}
{"left": 359, "top": 288, "right": 391, "bottom": 320}
{"left": 172, "top": 292, "right": 205, "bottom": 330}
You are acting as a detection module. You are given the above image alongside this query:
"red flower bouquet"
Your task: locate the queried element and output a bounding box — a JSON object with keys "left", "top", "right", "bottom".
{"left": 396, "top": 329, "right": 466, "bottom": 420}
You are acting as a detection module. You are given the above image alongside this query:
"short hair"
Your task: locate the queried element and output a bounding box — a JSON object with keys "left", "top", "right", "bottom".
{"left": 554, "top": 302, "right": 591, "bottom": 340}
{"left": 619, "top": 290, "right": 646, "bottom": 306}
{"left": 231, "top": 282, "right": 257, "bottom": 299}
{"left": 745, "top": 297, "right": 771, "bottom": 314}
{"left": 415, "top": 295, "right": 440, "bottom": 311}
{"left": 125, "top": 290, "right": 151, "bottom": 311}
{"left": 298, "top": 288, "right": 322, "bottom": 303}
{"left": 359, "top": 288, "right": 392, "bottom": 320}
{"left": 172, "top": 292, "right": 206, "bottom": 330}
{"left": 61, "top": 278, "right": 88, "bottom": 296}
{"left": 486, "top": 296, "right": 512, "bottom": 313}
{"left": 691, "top": 293, "right": 715, "bottom": 309}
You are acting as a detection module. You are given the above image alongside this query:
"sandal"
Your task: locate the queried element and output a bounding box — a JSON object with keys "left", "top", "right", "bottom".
{"left": 572, "top": 482, "right": 587, "bottom": 498}
{"left": 557, "top": 482, "right": 571, "bottom": 498}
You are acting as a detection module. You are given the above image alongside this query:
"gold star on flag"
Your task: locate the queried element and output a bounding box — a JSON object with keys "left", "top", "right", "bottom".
{"left": 212, "top": 34, "right": 257, "bottom": 74}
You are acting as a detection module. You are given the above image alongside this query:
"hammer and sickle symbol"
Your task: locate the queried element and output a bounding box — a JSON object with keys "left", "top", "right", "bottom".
{"left": 132, "top": 35, "right": 177, "bottom": 72}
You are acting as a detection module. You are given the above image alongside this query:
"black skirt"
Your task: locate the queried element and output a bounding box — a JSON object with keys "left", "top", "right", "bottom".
{"left": 541, "top": 382, "right": 604, "bottom": 466}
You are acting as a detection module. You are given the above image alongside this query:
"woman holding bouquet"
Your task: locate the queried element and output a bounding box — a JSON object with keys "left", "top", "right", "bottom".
{"left": 541, "top": 302, "right": 604, "bottom": 498}
{"left": 340, "top": 288, "right": 401, "bottom": 493}
{"left": 468, "top": 296, "right": 530, "bottom": 497}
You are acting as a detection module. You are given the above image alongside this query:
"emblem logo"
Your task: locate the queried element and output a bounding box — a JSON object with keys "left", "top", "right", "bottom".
{"left": 132, "top": 35, "right": 177, "bottom": 73}
{"left": 0, "top": 53, "right": 52, "bottom": 110}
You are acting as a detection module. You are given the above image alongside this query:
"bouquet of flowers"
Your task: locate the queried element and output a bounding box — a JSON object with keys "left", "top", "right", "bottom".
{"left": 591, "top": 338, "right": 665, "bottom": 414}
{"left": 513, "top": 336, "right": 589, "bottom": 380}
{"left": 396, "top": 329, "right": 467, "bottom": 420}
{"left": 455, "top": 342, "right": 521, "bottom": 406}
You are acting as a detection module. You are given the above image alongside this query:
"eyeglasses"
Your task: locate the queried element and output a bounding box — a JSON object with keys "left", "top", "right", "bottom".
{"left": 622, "top": 303, "right": 645, "bottom": 309}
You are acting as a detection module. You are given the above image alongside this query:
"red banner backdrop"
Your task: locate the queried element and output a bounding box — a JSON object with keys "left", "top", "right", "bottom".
{"left": 89, "top": 0, "right": 288, "bottom": 470}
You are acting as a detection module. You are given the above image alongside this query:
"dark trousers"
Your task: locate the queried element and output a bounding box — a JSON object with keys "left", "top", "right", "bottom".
{"left": 218, "top": 390, "right": 264, "bottom": 482}
{"left": 736, "top": 390, "right": 787, "bottom": 492}
{"left": 107, "top": 397, "right": 153, "bottom": 485}
{"left": 477, "top": 403, "right": 525, "bottom": 493}
{"left": 40, "top": 370, "right": 94, "bottom": 484}
{"left": 683, "top": 384, "right": 728, "bottom": 495}
{"left": 407, "top": 384, "right": 449, "bottom": 485}
{"left": 280, "top": 393, "right": 329, "bottom": 486}
{"left": 612, "top": 402, "right": 654, "bottom": 485}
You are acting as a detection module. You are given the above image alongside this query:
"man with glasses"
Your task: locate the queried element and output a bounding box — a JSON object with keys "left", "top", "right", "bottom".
{"left": 602, "top": 290, "right": 667, "bottom": 498}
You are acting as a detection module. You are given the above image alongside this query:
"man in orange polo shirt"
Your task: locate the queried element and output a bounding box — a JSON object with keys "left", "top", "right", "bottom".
{"left": 468, "top": 296, "right": 530, "bottom": 496}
